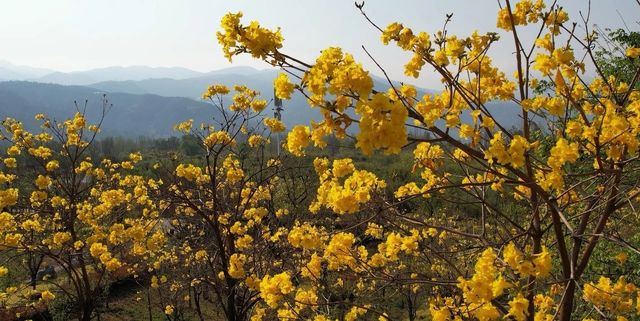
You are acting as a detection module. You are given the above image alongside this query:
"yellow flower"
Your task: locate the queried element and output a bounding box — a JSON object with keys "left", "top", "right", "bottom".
{"left": 311, "top": 160, "right": 385, "bottom": 214}
{"left": 626, "top": 47, "right": 640, "bottom": 58}
{"left": 429, "top": 304, "right": 450, "bottom": 321}
{"left": 41, "top": 290, "right": 55, "bottom": 302}
{"left": 0, "top": 212, "right": 15, "bottom": 231}
{"left": 164, "top": 305, "right": 174, "bottom": 315}
{"left": 174, "top": 119, "right": 193, "bottom": 133}
{"left": 74, "top": 240, "right": 84, "bottom": 250}
{"left": 355, "top": 93, "right": 408, "bottom": 155}
{"left": 28, "top": 146, "right": 52, "bottom": 159}
{"left": 263, "top": 117, "right": 286, "bottom": 132}
{"left": 35, "top": 175, "right": 52, "bottom": 190}
{"left": 275, "top": 208, "right": 289, "bottom": 218}
{"left": 203, "top": 131, "right": 233, "bottom": 147}
{"left": 344, "top": 306, "right": 367, "bottom": 321}
{"left": 404, "top": 53, "right": 426, "bottom": 78}
{"left": 52, "top": 232, "right": 71, "bottom": 248}
{"left": 3, "top": 158, "right": 17, "bottom": 168}
{"left": 323, "top": 232, "right": 357, "bottom": 270}
{"left": 202, "top": 84, "right": 230, "bottom": 99}
{"left": 503, "top": 242, "right": 523, "bottom": 271}
{"left": 288, "top": 222, "right": 324, "bottom": 250}
{"left": 533, "top": 53, "right": 555, "bottom": 76}
{"left": 223, "top": 156, "right": 244, "bottom": 184}
{"left": 105, "top": 258, "right": 122, "bottom": 271}
{"left": 46, "top": 160, "right": 59, "bottom": 172}
{"left": 217, "top": 12, "right": 283, "bottom": 62}
{"left": 274, "top": 73, "right": 295, "bottom": 99}
{"left": 228, "top": 253, "right": 247, "bottom": 279}
{"left": 615, "top": 252, "right": 628, "bottom": 265}
{"left": 301, "top": 253, "right": 323, "bottom": 279}
{"left": 533, "top": 246, "right": 552, "bottom": 277}
{"left": 332, "top": 158, "right": 355, "bottom": 178}
{"left": 247, "top": 135, "right": 265, "bottom": 147}
{"left": 583, "top": 276, "right": 636, "bottom": 314}
{"left": 250, "top": 99, "right": 267, "bottom": 112}
{"left": 365, "top": 222, "right": 383, "bottom": 239}
{"left": 508, "top": 135, "right": 531, "bottom": 168}
{"left": 251, "top": 307, "right": 266, "bottom": 321}
{"left": 235, "top": 234, "right": 253, "bottom": 250}
{"left": 303, "top": 47, "right": 373, "bottom": 108}
{"left": 259, "top": 272, "right": 294, "bottom": 308}
{"left": 294, "top": 287, "right": 318, "bottom": 308}
{"left": 548, "top": 138, "right": 579, "bottom": 171}
{"left": 0, "top": 188, "right": 19, "bottom": 209}
{"left": 484, "top": 132, "right": 510, "bottom": 165}
{"left": 457, "top": 248, "right": 502, "bottom": 307}
{"left": 90, "top": 242, "right": 108, "bottom": 258}
{"left": 175, "top": 164, "right": 203, "bottom": 182}
{"left": 433, "top": 50, "right": 449, "bottom": 66}
{"left": 6, "top": 146, "right": 20, "bottom": 156}
{"left": 286, "top": 125, "right": 310, "bottom": 156}
{"left": 507, "top": 293, "right": 530, "bottom": 321}
{"left": 381, "top": 22, "right": 404, "bottom": 45}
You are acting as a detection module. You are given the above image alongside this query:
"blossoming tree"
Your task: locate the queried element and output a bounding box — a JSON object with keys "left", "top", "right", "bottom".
{"left": 0, "top": 107, "right": 162, "bottom": 321}
{"left": 215, "top": 1, "right": 640, "bottom": 320}
{"left": 149, "top": 84, "right": 311, "bottom": 321}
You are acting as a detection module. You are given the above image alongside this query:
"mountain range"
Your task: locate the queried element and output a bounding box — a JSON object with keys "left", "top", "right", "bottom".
{"left": 0, "top": 60, "right": 521, "bottom": 138}
{"left": 0, "top": 60, "right": 54, "bottom": 81}
{"left": 0, "top": 60, "right": 266, "bottom": 85}
{"left": 0, "top": 81, "right": 222, "bottom": 137}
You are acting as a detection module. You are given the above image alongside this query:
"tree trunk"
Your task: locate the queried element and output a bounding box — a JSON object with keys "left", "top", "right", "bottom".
{"left": 407, "top": 294, "right": 416, "bottom": 321}
{"left": 30, "top": 271, "right": 38, "bottom": 290}
{"left": 147, "top": 288, "right": 153, "bottom": 321}
{"left": 194, "top": 289, "right": 205, "bottom": 321}
{"left": 80, "top": 299, "right": 94, "bottom": 321}
{"left": 558, "top": 281, "right": 576, "bottom": 321}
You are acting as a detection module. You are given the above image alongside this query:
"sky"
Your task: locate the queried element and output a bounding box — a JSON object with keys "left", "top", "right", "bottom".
{"left": 1, "top": 0, "right": 638, "bottom": 88}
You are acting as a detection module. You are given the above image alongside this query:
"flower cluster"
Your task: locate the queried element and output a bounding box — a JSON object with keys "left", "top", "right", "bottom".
{"left": 310, "top": 158, "right": 386, "bottom": 214}
{"left": 217, "top": 12, "right": 283, "bottom": 62}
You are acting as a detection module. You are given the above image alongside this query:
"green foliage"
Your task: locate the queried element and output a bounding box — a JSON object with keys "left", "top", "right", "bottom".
{"left": 48, "top": 294, "right": 76, "bottom": 321}
{"left": 595, "top": 28, "right": 640, "bottom": 86}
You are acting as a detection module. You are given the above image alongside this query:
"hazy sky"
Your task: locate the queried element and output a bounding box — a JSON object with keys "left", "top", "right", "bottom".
{"left": 1, "top": 0, "right": 638, "bottom": 88}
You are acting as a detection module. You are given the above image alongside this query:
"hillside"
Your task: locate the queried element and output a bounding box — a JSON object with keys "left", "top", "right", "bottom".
{"left": 85, "top": 69, "right": 328, "bottom": 128}
{"left": 0, "top": 60, "right": 53, "bottom": 81}
{"left": 32, "top": 65, "right": 205, "bottom": 85}
{"left": 0, "top": 81, "right": 222, "bottom": 137}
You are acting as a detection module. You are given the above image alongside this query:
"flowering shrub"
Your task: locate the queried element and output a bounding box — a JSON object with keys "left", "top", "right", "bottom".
{"left": 0, "top": 109, "right": 161, "bottom": 321}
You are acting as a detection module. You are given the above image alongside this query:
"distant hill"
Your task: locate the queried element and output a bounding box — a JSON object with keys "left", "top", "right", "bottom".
{"left": 0, "top": 81, "right": 223, "bottom": 137}
{"left": 32, "top": 65, "right": 206, "bottom": 85}
{"left": 0, "top": 60, "right": 53, "bottom": 81}
{"left": 87, "top": 69, "right": 278, "bottom": 99}
{"left": 86, "top": 69, "right": 326, "bottom": 128}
